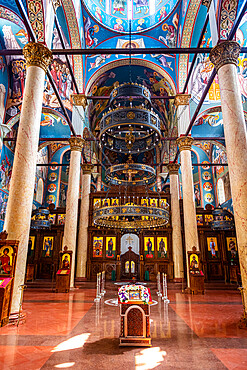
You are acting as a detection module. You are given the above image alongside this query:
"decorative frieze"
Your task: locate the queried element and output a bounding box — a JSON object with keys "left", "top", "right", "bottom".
{"left": 174, "top": 94, "right": 191, "bottom": 107}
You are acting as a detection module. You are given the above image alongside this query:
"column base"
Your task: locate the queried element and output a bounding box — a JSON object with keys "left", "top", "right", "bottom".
{"left": 173, "top": 278, "right": 185, "bottom": 283}
{"left": 75, "top": 277, "right": 87, "bottom": 282}
{"left": 8, "top": 311, "right": 26, "bottom": 326}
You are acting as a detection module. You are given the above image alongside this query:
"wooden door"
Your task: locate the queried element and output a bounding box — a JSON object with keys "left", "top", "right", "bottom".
{"left": 121, "top": 247, "right": 139, "bottom": 280}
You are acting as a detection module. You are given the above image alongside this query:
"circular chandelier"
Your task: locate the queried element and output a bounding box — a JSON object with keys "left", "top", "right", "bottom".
{"left": 93, "top": 204, "right": 169, "bottom": 230}
{"left": 100, "top": 106, "right": 161, "bottom": 153}
{"left": 106, "top": 162, "right": 156, "bottom": 186}
{"left": 108, "top": 82, "right": 151, "bottom": 108}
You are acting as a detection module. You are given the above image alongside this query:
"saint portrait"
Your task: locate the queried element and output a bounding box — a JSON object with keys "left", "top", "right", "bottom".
{"left": 207, "top": 237, "right": 219, "bottom": 259}
{"left": 144, "top": 237, "right": 154, "bottom": 258}
{"left": 93, "top": 237, "right": 103, "bottom": 257}
{"left": 226, "top": 237, "right": 238, "bottom": 260}
{"left": 61, "top": 253, "right": 70, "bottom": 269}
{"left": 42, "top": 237, "right": 54, "bottom": 257}
{"left": 106, "top": 236, "right": 116, "bottom": 258}
{"left": 0, "top": 245, "right": 13, "bottom": 275}
{"left": 157, "top": 237, "right": 167, "bottom": 258}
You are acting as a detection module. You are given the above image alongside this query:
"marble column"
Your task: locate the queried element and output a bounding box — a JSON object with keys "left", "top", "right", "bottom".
{"left": 167, "top": 163, "right": 184, "bottom": 281}
{"left": 176, "top": 136, "right": 199, "bottom": 287}
{"left": 210, "top": 41, "right": 247, "bottom": 313}
{"left": 174, "top": 94, "right": 191, "bottom": 135}
{"left": 71, "top": 94, "right": 87, "bottom": 136}
{"left": 3, "top": 42, "right": 52, "bottom": 313}
{"left": 76, "top": 164, "right": 94, "bottom": 278}
{"left": 63, "top": 137, "right": 84, "bottom": 288}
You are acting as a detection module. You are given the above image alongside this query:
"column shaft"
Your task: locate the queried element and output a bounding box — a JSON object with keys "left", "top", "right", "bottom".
{"left": 169, "top": 170, "right": 184, "bottom": 280}
{"left": 4, "top": 43, "right": 52, "bottom": 313}
{"left": 63, "top": 138, "right": 84, "bottom": 287}
{"left": 76, "top": 173, "right": 91, "bottom": 278}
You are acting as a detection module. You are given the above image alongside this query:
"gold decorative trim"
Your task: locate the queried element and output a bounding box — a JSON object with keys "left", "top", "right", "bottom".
{"left": 71, "top": 94, "right": 87, "bottom": 109}
{"left": 176, "top": 136, "right": 194, "bottom": 151}
{"left": 167, "top": 163, "right": 180, "bottom": 175}
{"left": 81, "top": 163, "right": 94, "bottom": 174}
{"left": 174, "top": 94, "right": 191, "bottom": 107}
{"left": 69, "top": 137, "right": 85, "bottom": 152}
{"left": 209, "top": 41, "right": 240, "bottom": 72}
{"left": 202, "top": 0, "right": 212, "bottom": 9}
{"left": 23, "top": 42, "right": 53, "bottom": 72}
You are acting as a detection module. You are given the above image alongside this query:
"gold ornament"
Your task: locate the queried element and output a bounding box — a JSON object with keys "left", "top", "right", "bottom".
{"left": 69, "top": 137, "right": 85, "bottom": 152}
{"left": 176, "top": 136, "right": 194, "bottom": 151}
{"left": 23, "top": 42, "right": 53, "bottom": 72}
{"left": 127, "top": 111, "right": 135, "bottom": 120}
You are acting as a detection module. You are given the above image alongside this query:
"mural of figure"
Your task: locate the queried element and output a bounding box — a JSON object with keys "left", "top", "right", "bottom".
{"left": 88, "top": 55, "right": 110, "bottom": 71}
{"left": 137, "top": 18, "right": 147, "bottom": 31}
{"left": 151, "top": 54, "right": 173, "bottom": 70}
{"left": 114, "top": 18, "right": 124, "bottom": 31}
{"left": 59, "top": 184, "right": 66, "bottom": 207}
{"left": 0, "top": 84, "right": 6, "bottom": 125}
{"left": 95, "top": 7, "right": 103, "bottom": 23}
{"left": 112, "top": 0, "right": 126, "bottom": 15}
{"left": 146, "top": 238, "right": 152, "bottom": 255}
{"left": 107, "top": 238, "right": 113, "bottom": 256}
{"left": 0, "top": 194, "right": 7, "bottom": 220}
{"left": 209, "top": 238, "right": 216, "bottom": 257}
{"left": 159, "top": 6, "right": 167, "bottom": 21}
{"left": 134, "top": 0, "right": 149, "bottom": 15}
{"left": 194, "top": 186, "right": 201, "bottom": 207}
{"left": 0, "top": 248, "right": 10, "bottom": 273}
{"left": 159, "top": 23, "right": 176, "bottom": 47}
{"left": 85, "top": 18, "right": 98, "bottom": 48}
{"left": 159, "top": 238, "right": 166, "bottom": 257}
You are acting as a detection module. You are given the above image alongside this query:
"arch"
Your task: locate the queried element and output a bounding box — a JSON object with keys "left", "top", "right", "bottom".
{"left": 121, "top": 233, "right": 139, "bottom": 255}
{"left": 85, "top": 58, "right": 177, "bottom": 95}
{"left": 124, "top": 305, "right": 146, "bottom": 337}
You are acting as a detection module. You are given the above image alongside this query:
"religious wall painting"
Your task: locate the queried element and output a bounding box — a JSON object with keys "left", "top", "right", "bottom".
{"left": 102, "top": 198, "right": 110, "bottom": 207}
{"left": 42, "top": 237, "right": 54, "bottom": 258}
{"left": 194, "top": 184, "right": 201, "bottom": 207}
{"left": 61, "top": 253, "right": 70, "bottom": 269}
{"left": 57, "top": 214, "right": 65, "bottom": 225}
{"left": 46, "top": 194, "right": 56, "bottom": 205}
{"left": 150, "top": 198, "right": 158, "bottom": 207}
{"left": 144, "top": 236, "right": 154, "bottom": 258}
{"left": 47, "top": 183, "right": 57, "bottom": 193}
{"left": 0, "top": 245, "right": 13, "bottom": 275}
{"left": 50, "top": 162, "right": 58, "bottom": 171}
{"left": 106, "top": 236, "right": 116, "bottom": 258}
{"left": 48, "top": 172, "right": 58, "bottom": 182}
{"left": 59, "top": 184, "right": 67, "bottom": 208}
{"left": 196, "top": 215, "right": 203, "bottom": 226}
{"left": 226, "top": 237, "right": 238, "bottom": 260}
{"left": 204, "top": 193, "right": 214, "bottom": 204}
{"left": 202, "top": 171, "right": 211, "bottom": 181}
{"left": 28, "top": 236, "right": 35, "bottom": 258}
{"left": 159, "top": 199, "right": 167, "bottom": 208}
{"left": 207, "top": 237, "right": 219, "bottom": 259}
{"left": 205, "top": 214, "right": 213, "bottom": 226}
{"left": 157, "top": 237, "right": 168, "bottom": 258}
{"left": 203, "top": 182, "right": 213, "bottom": 192}
{"left": 93, "top": 236, "right": 103, "bottom": 257}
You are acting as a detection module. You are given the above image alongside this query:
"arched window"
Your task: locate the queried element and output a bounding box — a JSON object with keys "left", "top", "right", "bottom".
{"left": 36, "top": 178, "right": 44, "bottom": 204}
{"left": 217, "top": 178, "right": 225, "bottom": 205}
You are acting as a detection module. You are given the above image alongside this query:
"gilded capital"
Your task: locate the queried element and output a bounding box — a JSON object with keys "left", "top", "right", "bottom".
{"left": 72, "top": 94, "right": 87, "bottom": 109}
{"left": 209, "top": 41, "right": 240, "bottom": 72}
{"left": 81, "top": 163, "right": 94, "bottom": 175}
{"left": 23, "top": 42, "right": 53, "bottom": 72}
{"left": 174, "top": 94, "right": 191, "bottom": 107}
{"left": 69, "top": 137, "right": 85, "bottom": 152}
{"left": 176, "top": 136, "right": 194, "bottom": 151}
{"left": 167, "top": 163, "right": 180, "bottom": 175}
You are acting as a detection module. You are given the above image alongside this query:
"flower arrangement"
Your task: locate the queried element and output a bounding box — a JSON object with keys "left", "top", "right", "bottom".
{"left": 118, "top": 284, "right": 151, "bottom": 304}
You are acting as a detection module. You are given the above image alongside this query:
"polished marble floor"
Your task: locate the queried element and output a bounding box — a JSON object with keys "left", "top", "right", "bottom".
{"left": 0, "top": 282, "right": 247, "bottom": 369}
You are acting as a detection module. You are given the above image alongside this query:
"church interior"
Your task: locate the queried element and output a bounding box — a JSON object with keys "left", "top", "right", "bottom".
{"left": 0, "top": 0, "right": 246, "bottom": 368}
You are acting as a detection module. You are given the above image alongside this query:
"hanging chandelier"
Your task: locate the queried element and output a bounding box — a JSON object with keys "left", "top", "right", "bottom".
{"left": 109, "top": 82, "right": 151, "bottom": 108}
{"left": 210, "top": 207, "right": 234, "bottom": 230}
{"left": 93, "top": 203, "right": 169, "bottom": 230}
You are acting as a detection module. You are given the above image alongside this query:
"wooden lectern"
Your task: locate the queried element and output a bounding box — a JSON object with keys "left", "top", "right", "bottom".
{"left": 55, "top": 246, "right": 72, "bottom": 293}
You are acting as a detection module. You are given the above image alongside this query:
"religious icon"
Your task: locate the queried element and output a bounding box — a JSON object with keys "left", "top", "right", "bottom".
{"left": 93, "top": 199, "right": 101, "bottom": 208}
{"left": 102, "top": 198, "right": 110, "bottom": 207}
{"left": 196, "top": 215, "right": 203, "bottom": 226}
{"left": 150, "top": 199, "right": 157, "bottom": 207}
{"left": 203, "top": 182, "right": 213, "bottom": 192}
{"left": 205, "top": 214, "right": 213, "bottom": 225}
{"left": 106, "top": 236, "right": 116, "bottom": 258}
{"left": 28, "top": 236, "right": 35, "bottom": 257}
{"left": 226, "top": 237, "right": 238, "bottom": 260}
{"left": 42, "top": 237, "right": 54, "bottom": 257}
{"left": 189, "top": 254, "right": 199, "bottom": 270}
{"left": 141, "top": 198, "right": 149, "bottom": 206}
{"left": 111, "top": 198, "right": 119, "bottom": 206}
{"left": 48, "top": 214, "right": 56, "bottom": 225}
{"left": 61, "top": 253, "right": 70, "bottom": 269}
{"left": 157, "top": 237, "right": 167, "bottom": 258}
{"left": 47, "top": 183, "right": 57, "bottom": 193}
{"left": 0, "top": 246, "right": 13, "bottom": 275}
{"left": 48, "top": 172, "right": 58, "bottom": 182}
{"left": 50, "top": 162, "right": 58, "bottom": 171}
{"left": 202, "top": 171, "right": 211, "bottom": 181}
{"left": 204, "top": 193, "right": 214, "bottom": 203}
{"left": 202, "top": 161, "right": 210, "bottom": 170}
{"left": 57, "top": 214, "right": 65, "bottom": 225}
{"left": 144, "top": 237, "right": 154, "bottom": 258}
{"left": 159, "top": 199, "right": 167, "bottom": 208}
{"left": 207, "top": 237, "right": 218, "bottom": 259}
{"left": 46, "top": 194, "right": 56, "bottom": 204}
{"left": 93, "top": 237, "right": 103, "bottom": 257}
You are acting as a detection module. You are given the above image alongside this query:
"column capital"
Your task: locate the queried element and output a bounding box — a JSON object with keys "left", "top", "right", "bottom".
{"left": 23, "top": 42, "right": 53, "bottom": 72}
{"left": 69, "top": 137, "right": 85, "bottom": 152}
{"left": 167, "top": 163, "right": 180, "bottom": 175}
{"left": 209, "top": 40, "right": 240, "bottom": 72}
{"left": 81, "top": 163, "right": 94, "bottom": 175}
{"left": 71, "top": 94, "right": 87, "bottom": 109}
{"left": 174, "top": 94, "right": 191, "bottom": 108}
{"left": 176, "top": 136, "right": 194, "bottom": 151}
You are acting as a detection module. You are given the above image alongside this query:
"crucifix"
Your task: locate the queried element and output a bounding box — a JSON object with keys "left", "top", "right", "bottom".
{"left": 126, "top": 234, "right": 134, "bottom": 245}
